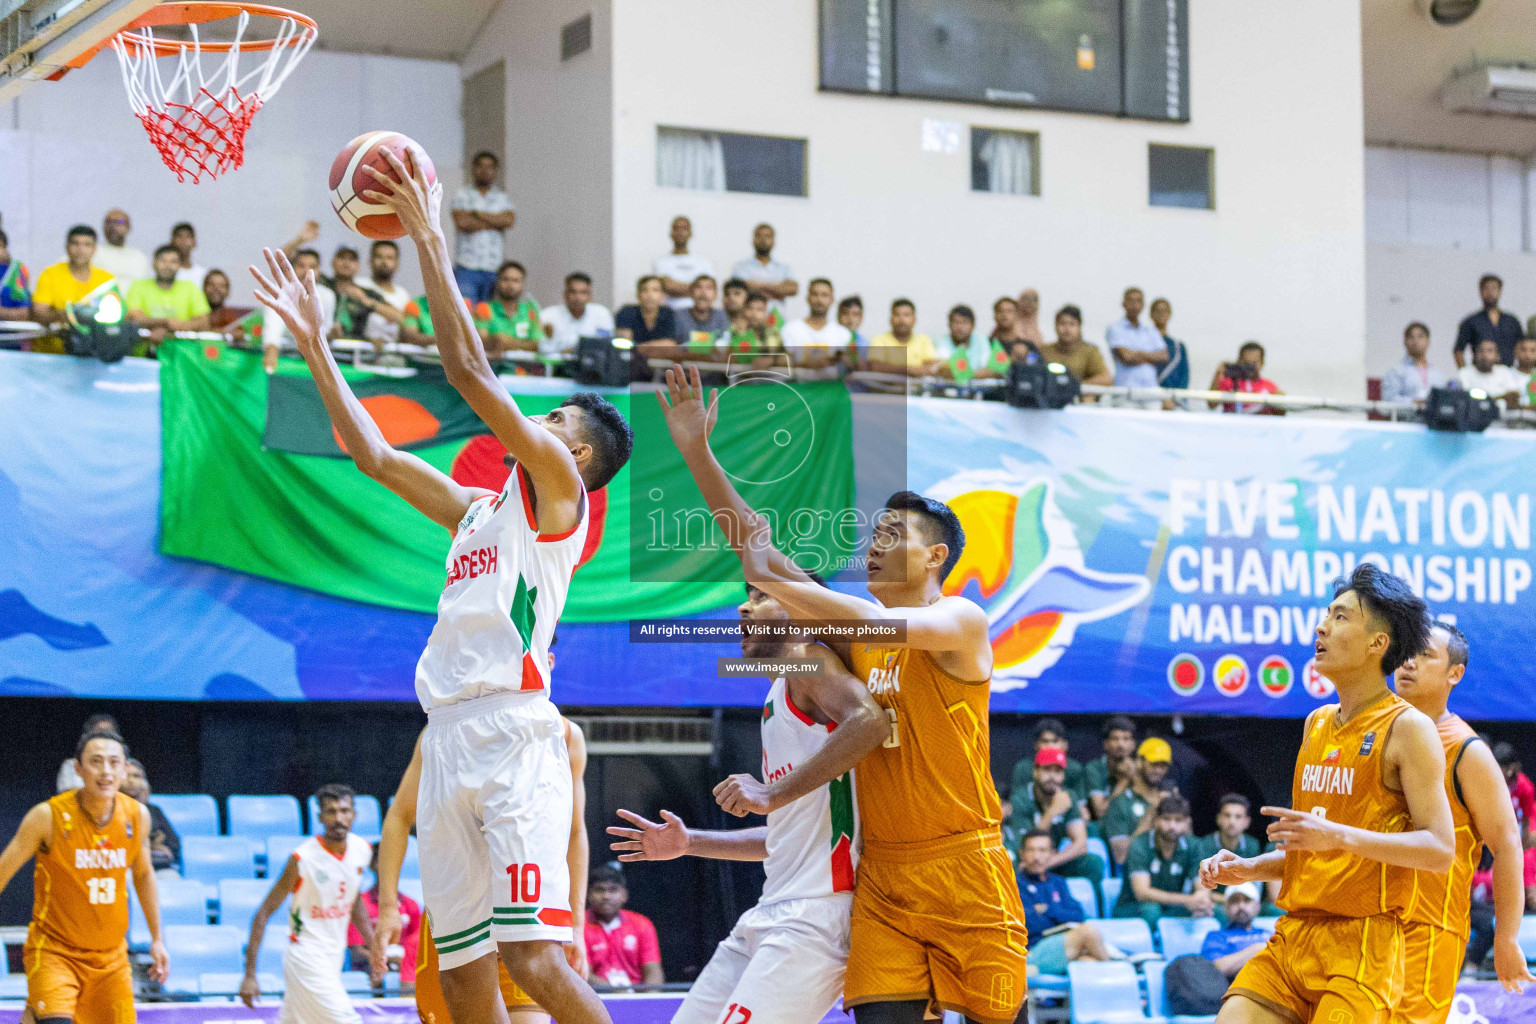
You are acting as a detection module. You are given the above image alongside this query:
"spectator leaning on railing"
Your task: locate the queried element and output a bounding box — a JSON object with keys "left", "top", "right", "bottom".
{"left": 354, "top": 240, "right": 410, "bottom": 346}
{"left": 540, "top": 271, "right": 614, "bottom": 358}
{"left": 782, "top": 277, "right": 846, "bottom": 370}
{"left": 1210, "top": 342, "right": 1283, "bottom": 414}
{"left": 936, "top": 304, "right": 1009, "bottom": 383}
{"left": 1455, "top": 273, "right": 1521, "bottom": 369}
{"left": 0, "top": 230, "right": 32, "bottom": 323}
{"left": 123, "top": 244, "right": 212, "bottom": 356}
{"left": 837, "top": 295, "right": 867, "bottom": 368}
{"left": 1037, "top": 305, "right": 1112, "bottom": 388}
{"left": 1515, "top": 337, "right": 1536, "bottom": 406}
{"left": 1458, "top": 338, "right": 1524, "bottom": 407}
{"left": 1380, "top": 322, "right": 1447, "bottom": 404}
{"left": 990, "top": 296, "right": 1022, "bottom": 349}
{"left": 675, "top": 274, "right": 730, "bottom": 357}
{"left": 868, "top": 297, "right": 937, "bottom": 376}
{"left": 30, "top": 225, "right": 116, "bottom": 354}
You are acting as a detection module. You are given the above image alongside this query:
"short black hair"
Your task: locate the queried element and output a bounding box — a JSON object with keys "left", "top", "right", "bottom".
{"left": 153, "top": 243, "right": 179, "bottom": 260}
{"left": 1239, "top": 341, "right": 1265, "bottom": 360}
{"left": 497, "top": 259, "right": 526, "bottom": 276}
{"left": 1494, "top": 741, "right": 1520, "bottom": 769}
{"left": 1055, "top": 304, "right": 1082, "bottom": 324}
{"left": 559, "top": 392, "right": 633, "bottom": 491}
{"left": 83, "top": 713, "right": 120, "bottom": 734}
{"left": 1481, "top": 273, "right": 1503, "bottom": 289}
{"left": 0, "top": 229, "right": 8, "bottom": 246}
{"left": 723, "top": 277, "right": 750, "bottom": 294}
{"left": 1332, "top": 563, "right": 1431, "bottom": 676}
{"left": 473, "top": 151, "right": 500, "bottom": 166}
{"left": 565, "top": 271, "right": 592, "bottom": 287}
{"left": 1217, "top": 792, "right": 1252, "bottom": 815}
{"left": 1150, "top": 297, "right": 1171, "bottom": 311}
{"left": 948, "top": 304, "right": 975, "bottom": 324}
{"left": 1033, "top": 718, "right": 1068, "bottom": 743}
{"left": 692, "top": 273, "right": 716, "bottom": 287}
{"left": 590, "top": 864, "right": 625, "bottom": 888}
{"left": 744, "top": 293, "right": 768, "bottom": 306}
{"left": 314, "top": 782, "right": 355, "bottom": 809}
{"left": 1405, "top": 321, "right": 1429, "bottom": 338}
{"left": 1101, "top": 714, "right": 1136, "bottom": 739}
{"left": 1431, "top": 621, "right": 1469, "bottom": 669}
{"left": 296, "top": 248, "right": 322, "bottom": 263}
{"left": 67, "top": 224, "right": 98, "bottom": 243}
{"left": 807, "top": 277, "right": 833, "bottom": 292}
{"left": 370, "top": 240, "right": 399, "bottom": 256}
{"left": 334, "top": 246, "right": 359, "bottom": 260}
{"left": 882, "top": 490, "right": 964, "bottom": 581}
{"left": 171, "top": 222, "right": 195, "bottom": 237}
{"left": 1020, "top": 828, "right": 1054, "bottom": 848}
{"left": 838, "top": 295, "right": 863, "bottom": 312}
{"left": 994, "top": 296, "right": 1018, "bottom": 310}
{"left": 636, "top": 274, "right": 662, "bottom": 291}
{"left": 76, "top": 730, "right": 128, "bottom": 761}
{"left": 745, "top": 569, "right": 829, "bottom": 599}
{"left": 203, "top": 269, "right": 229, "bottom": 285}
{"left": 1155, "top": 794, "right": 1191, "bottom": 819}
{"left": 891, "top": 298, "right": 915, "bottom": 313}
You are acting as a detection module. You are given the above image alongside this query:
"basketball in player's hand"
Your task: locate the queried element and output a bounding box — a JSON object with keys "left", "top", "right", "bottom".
{"left": 329, "top": 131, "right": 438, "bottom": 240}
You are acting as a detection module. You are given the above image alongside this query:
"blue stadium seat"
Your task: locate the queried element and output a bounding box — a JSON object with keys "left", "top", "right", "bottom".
{"left": 1086, "top": 837, "right": 1112, "bottom": 872}
{"left": 1253, "top": 916, "right": 1280, "bottom": 932}
{"left": 154, "top": 795, "right": 220, "bottom": 837}
{"left": 182, "top": 836, "right": 259, "bottom": 883}
{"left": 383, "top": 971, "right": 401, "bottom": 994}
{"left": 341, "top": 970, "right": 374, "bottom": 993}
{"left": 399, "top": 877, "right": 424, "bottom": 907}
{"left": 265, "top": 834, "right": 307, "bottom": 877}
{"left": 1066, "top": 877, "right": 1099, "bottom": 919}
{"left": 1518, "top": 916, "right": 1536, "bottom": 962}
{"left": 228, "top": 795, "right": 303, "bottom": 839}
{"left": 1093, "top": 918, "right": 1156, "bottom": 957}
{"left": 1100, "top": 877, "right": 1123, "bottom": 915}
{"left": 1143, "top": 959, "right": 1215, "bottom": 1024}
{"left": 197, "top": 971, "right": 283, "bottom": 997}
{"left": 218, "top": 878, "right": 283, "bottom": 929}
{"left": 401, "top": 836, "right": 420, "bottom": 879}
{"left": 255, "top": 924, "right": 294, "bottom": 976}
{"left": 131, "top": 877, "right": 210, "bottom": 947}
{"left": 0, "top": 976, "right": 26, "bottom": 1000}
{"left": 307, "top": 794, "right": 382, "bottom": 839}
{"left": 1157, "top": 917, "right": 1219, "bottom": 959}
{"left": 163, "top": 925, "right": 243, "bottom": 997}
{"left": 1068, "top": 961, "right": 1152, "bottom": 1024}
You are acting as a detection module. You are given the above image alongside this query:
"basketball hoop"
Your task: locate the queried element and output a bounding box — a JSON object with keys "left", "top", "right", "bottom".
{"left": 100, "top": 3, "right": 317, "bottom": 182}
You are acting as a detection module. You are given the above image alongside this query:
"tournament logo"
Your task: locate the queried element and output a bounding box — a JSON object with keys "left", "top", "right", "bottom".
{"left": 1213, "top": 654, "right": 1249, "bottom": 697}
{"left": 1258, "top": 655, "right": 1293, "bottom": 698}
{"left": 1358, "top": 731, "right": 1377, "bottom": 757}
{"left": 1167, "top": 654, "right": 1204, "bottom": 696}
{"left": 1302, "top": 658, "right": 1336, "bottom": 699}
{"left": 930, "top": 474, "right": 1151, "bottom": 691}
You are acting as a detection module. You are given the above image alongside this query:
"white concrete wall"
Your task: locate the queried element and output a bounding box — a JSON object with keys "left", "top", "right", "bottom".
{"left": 609, "top": 0, "right": 1367, "bottom": 399}
{"left": 1, "top": 51, "right": 461, "bottom": 302}
{"left": 461, "top": 0, "right": 614, "bottom": 311}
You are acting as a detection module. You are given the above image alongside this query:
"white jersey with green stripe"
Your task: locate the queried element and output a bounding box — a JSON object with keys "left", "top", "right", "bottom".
{"left": 414, "top": 463, "right": 588, "bottom": 710}
{"left": 760, "top": 676, "right": 859, "bottom": 905}
{"left": 286, "top": 834, "right": 371, "bottom": 957}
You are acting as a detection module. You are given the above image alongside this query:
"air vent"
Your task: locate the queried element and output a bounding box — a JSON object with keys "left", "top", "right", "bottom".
{"left": 561, "top": 14, "right": 591, "bottom": 61}
{"left": 568, "top": 716, "right": 716, "bottom": 756}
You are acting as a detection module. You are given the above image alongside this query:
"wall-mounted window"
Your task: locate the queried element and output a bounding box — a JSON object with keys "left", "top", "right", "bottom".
{"left": 971, "top": 128, "right": 1039, "bottom": 195}
{"left": 656, "top": 127, "right": 808, "bottom": 197}
{"left": 1149, "top": 143, "right": 1214, "bottom": 209}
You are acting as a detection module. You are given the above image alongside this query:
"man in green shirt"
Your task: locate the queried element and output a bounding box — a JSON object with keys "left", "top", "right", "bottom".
{"left": 471, "top": 259, "right": 540, "bottom": 356}
{"left": 1003, "top": 749, "right": 1105, "bottom": 887}
{"left": 1101, "top": 737, "right": 1178, "bottom": 866}
{"left": 1083, "top": 715, "right": 1138, "bottom": 821}
{"left": 1197, "top": 793, "right": 1261, "bottom": 863}
{"left": 1010, "top": 719, "right": 1088, "bottom": 824}
{"left": 1113, "top": 794, "right": 1214, "bottom": 926}
{"left": 123, "top": 244, "right": 211, "bottom": 354}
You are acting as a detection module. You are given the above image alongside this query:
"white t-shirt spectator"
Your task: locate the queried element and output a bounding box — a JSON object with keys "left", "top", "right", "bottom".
{"left": 782, "top": 319, "right": 849, "bottom": 352}
{"left": 175, "top": 264, "right": 209, "bottom": 286}
{"left": 1106, "top": 317, "right": 1166, "bottom": 388}
{"left": 730, "top": 256, "right": 795, "bottom": 320}
{"left": 653, "top": 252, "right": 715, "bottom": 313}
{"left": 93, "top": 244, "right": 151, "bottom": 284}
{"left": 451, "top": 186, "right": 514, "bottom": 273}
{"left": 355, "top": 277, "right": 411, "bottom": 345}
{"left": 262, "top": 282, "right": 337, "bottom": 349}
{"left": 540, "top": 302, "right": 615, "bottom": 357}
{"left": 1458, "top": 362, "right": 1525, "bottom": 399}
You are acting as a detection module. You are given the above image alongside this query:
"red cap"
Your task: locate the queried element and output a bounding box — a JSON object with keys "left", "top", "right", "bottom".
{"left": 1035, "top": 747, "right": 1068, "bottom": 769}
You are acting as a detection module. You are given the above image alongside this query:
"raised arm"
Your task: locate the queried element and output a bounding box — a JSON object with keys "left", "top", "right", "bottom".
{"left": 361, "top": 152, "right": 583, "bottom": 534}
{"left": 251, "top": 248, "right": 488, "bottom": 531}
{"left": 372, "top": 729, "right": 422, "bottom": 973}
{"left": 130, "top": 802, "right": 169, "bottom": 983}
{"left": 607, "top": 809, "right": 769, "bottom": 863}
{"left": 241, "top": 855, "right": 301, "bottom": 1008}
{"left": 1458, "top": 740, "right": 1533, "bottom": 992}
{"left": 565, "top": 721, "right": 591, "bottom": 978}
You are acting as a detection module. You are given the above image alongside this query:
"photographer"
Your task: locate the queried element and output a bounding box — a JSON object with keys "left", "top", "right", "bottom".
{"left": 1208, "top": 341, "right": 1283, "bottom": 414}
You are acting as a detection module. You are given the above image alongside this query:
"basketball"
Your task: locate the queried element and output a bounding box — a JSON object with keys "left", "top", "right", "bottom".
{"left": 328, "top": 130, "right": 437, "bottom": 240}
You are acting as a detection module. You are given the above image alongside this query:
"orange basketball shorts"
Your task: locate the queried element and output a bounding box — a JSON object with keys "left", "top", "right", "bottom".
{"left": 1391, "top": 921, "right": 1465, "bottom": 1024}
{"left": 24, "top": 935, "right": 135, "bottom": 1024}
{"left": 844, "top": 829, "right": 1029, "bottom": 1024}
{"left": 416, "top": 919, "right": 537, "bottom": 1024}
{"left": 1228, "top": 912, "right": 1405, "bottom": 1024}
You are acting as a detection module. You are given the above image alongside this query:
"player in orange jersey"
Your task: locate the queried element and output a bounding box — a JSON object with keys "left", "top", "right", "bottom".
{"left": 657, "top": 365, "right": 1028, "bottom": 1024}
{"left": 1392, "top": 622, "right": 1531, "bottom": 1021}
{"left": 0, "top": 730, "right": 169, "bottom": 1024}
{"left": 1201, "top": 564, "right": 1455, "bottom": 1024}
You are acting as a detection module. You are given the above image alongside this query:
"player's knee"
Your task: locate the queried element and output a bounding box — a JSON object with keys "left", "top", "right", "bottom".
{"left": 498, "top": 939, "right": 564, "bottom": 986}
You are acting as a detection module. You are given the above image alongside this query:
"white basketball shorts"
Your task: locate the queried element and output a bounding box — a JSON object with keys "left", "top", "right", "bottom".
{"left": 418, "top": 692, "right": 574, "bottom": 970}
{"left": 279, "top": 945, "right": 362, "bottom": 1024}
{"left": 672, "top": 893, "right": 852, "bottom": 1024}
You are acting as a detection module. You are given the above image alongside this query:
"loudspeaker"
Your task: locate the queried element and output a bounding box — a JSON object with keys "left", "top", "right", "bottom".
{"left": 1005, "top": 359, "right": 1080, "bottom": 409}
{"left": 1424, "top": 386, "right": 1499, "bottom": 433}
{"left": 574, "top": 336, "right": 632, "bottom": 387}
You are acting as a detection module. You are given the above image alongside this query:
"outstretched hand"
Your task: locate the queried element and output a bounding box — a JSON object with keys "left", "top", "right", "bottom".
{"left": 607, "top": 808, "right": 691, "bottom": 862}
{"left": 360, "top": 148, "right": 443, "bottom": 242}
{"left": 249, "top": 248, "right": 324, "bottom": 353}
{"left": 654, "top": 364, "right": 719, "bottom": 455}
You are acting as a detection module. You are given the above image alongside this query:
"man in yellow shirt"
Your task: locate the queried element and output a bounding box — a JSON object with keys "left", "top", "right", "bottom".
{"left": 868, "top": 297, "right": 937, "bottom": 376}
{"left": 124, "top": 245, "right": 212, "bottom": 354}
{"left": 30, "top": 225, "right": 117, "bottom": 354}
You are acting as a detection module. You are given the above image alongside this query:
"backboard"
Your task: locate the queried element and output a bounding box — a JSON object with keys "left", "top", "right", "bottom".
{"left": 0, "top": 0, "right": 159, "bottom": 102}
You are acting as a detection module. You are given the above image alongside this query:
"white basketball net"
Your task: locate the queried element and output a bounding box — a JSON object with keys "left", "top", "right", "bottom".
{"left": 111, "top": 8, "right": 316, "bottom": 182}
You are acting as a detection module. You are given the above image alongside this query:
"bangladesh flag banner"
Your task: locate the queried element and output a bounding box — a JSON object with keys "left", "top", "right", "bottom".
{"left": 159, "top": 341, "right": 856, "bottom": 621}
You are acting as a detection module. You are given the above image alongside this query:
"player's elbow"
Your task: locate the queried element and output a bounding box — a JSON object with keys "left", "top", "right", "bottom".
{"left": 1423, "top": 829, "right": 1455, "bottom": 873}
{"left": 847, "top": 703, "right": 891, "bottom": 751}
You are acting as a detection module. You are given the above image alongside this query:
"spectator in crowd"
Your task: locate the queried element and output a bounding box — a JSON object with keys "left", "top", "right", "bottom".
{"left": 716, "top": 279, "right": 757, "bottom": 354}
{"left": 203, "top": 270, "right": 247, "bottom": 331}
{"left": 354, "top": 240, "right": 410, "bottom": 346}
{"left": 1103, "top": 737, "right": 1178, "bottom": 865}
{"left": 1457, "top": 338, "right": 1524, "bottom": 405}
{"left": 450, "top": 151, "right": 516, "bottom": 303}
{"left": 654, "top": 216, "right": 714, "bottom": 313}
{"left": 1468, "top": 869, "right": 1500, "bottom": 973}
{"left": 472, "top": 259, "right": 541, "bottom": 356}
{"left": 1150, "top": 298, "right": 1189, "bottom": 390}
{"left": 540, "top": 271, "right": 614, "bottom": 358}
{"left": 1199, "top": 883, "right": 1269, "bottom": 979}
{"left": 782, "top": 277, "right": 846, "bottom": 370}
{"left": 0, "top": 230, "right": 32, "bottom": 322}
{"left": 1004, "top": 748, "right": 1105, "bottom": 885}
{"left": 259, "top": 249, "right": 335, "bottom": 371}
{"left": 1210, "top": 342, "right": 1284, "bottom": 414}
{"left": 868, "top": 298, "right": 937, "bottom": 376}
{"left": 1037, "top": 305, "right": 1112, "bottom": 388}
{"left": 838, "top": 294, "right": 868, "bottom": 369}
{"left": 1085, "top": 715, "right": 1137, "bottom": 821}
{"left": 990, "top": 297, "right": 1023, "bottom": 350}
{"left": 1017, "top": 830, "right": 1115, "bottom": 976}
{"left": 585, "top": 865, "right": 663, "bottom": 988}
{"left": 347, "top": 843, "right": 421, "bottom": 983}
{"left": 1011, "top": 719, "right": 1088, "bottom": 817}
{"left": 616, "top": 274, "right": 679, "bottom": 350}
{"left": 937, "top": 305, "right": 1009, "bottom": 383}
{"left": 93, "top": 208, "right": 151, "bottom": 283}
{"left": 30, "top": 225, "right": 115, "bottom": 353}
{"left": 1495, "top": 742, "right": 1536, "bottom": 848}
{"left": 1197, "top": 794, "right": 1260, "bottom": 867}
{"left": 121, "top": 758, "right": 181, "bottom": 878}
{"left": 1107, "top": 286, "right": 1168, "bottom": 388}
{"left": 1113, "top": 794, "right": 1213, "bottom": 925}
{"left": 1380, "top": 322, "right": 1447, "bottom": 404}
{"left": 736, "top": 294, "right": 784, "bottom": 357}
{"left": 729, "top": 223, "right": 797, "bottom": 326}
{"left": 169, "top": 222, "right": 207, "bottom": 285}
{"left": 1455, "top": 273, "right": 1521, "bottom": 368}
{"left": 278, "top": 219, "right": 321, "bottom": 261}
{"left": 124, "top": 244, "right": 211, "bottom": 351}
{"left": 58, "top": 713, "right": 120, "bottom": 791}
{"left": 1016, "top": 288, "right": 1045, "bottom": 347}
{"left": 1514, "top": 336, "right": 1536, "bottom": 407}
{"left": 324, "top": 246, "right": 374, "bottom": 338}
{"left": 674, "top": 275, "right": 730, "bottom": 358}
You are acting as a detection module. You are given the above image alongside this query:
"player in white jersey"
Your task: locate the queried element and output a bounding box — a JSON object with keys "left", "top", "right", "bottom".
{"left": 251, "top": 147, "right": 630, "bottom": 1024}
{"left": 609, "top": 578, "right": 889, "bottom": 1024}
{"left": 242, "top": 785, "right": 374, "bottom": 1022}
